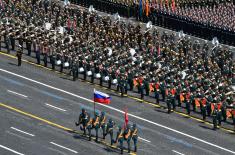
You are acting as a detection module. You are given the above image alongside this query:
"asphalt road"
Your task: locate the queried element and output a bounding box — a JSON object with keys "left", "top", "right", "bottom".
{"left": 0, "top": 50, "right": 235, "bottom": 155}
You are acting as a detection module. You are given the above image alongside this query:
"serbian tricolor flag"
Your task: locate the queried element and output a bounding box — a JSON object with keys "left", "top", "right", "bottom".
{"left": 94, "top": 89, "right": 111, "bottom": 104}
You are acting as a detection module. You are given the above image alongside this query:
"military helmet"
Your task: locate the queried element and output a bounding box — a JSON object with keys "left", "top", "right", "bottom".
{"left": 101, "top": 111, "right": 105, "bottom": 116}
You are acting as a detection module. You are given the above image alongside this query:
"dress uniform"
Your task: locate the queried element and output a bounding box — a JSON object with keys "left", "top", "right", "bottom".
{"left": 212, "top": 104, "right": 219, "bottom": 130}
{"left": 115, "top": 126, "right": 124, "bottom": 154}
{"left": 16, "top": 48, "right": 23, "bottom": 66}
{"left": 131, "top": 124, "right": 138, "bottom": 152}
{"left": 105, "top": 118, "right": 115, "bottom": 145}
{"left": 75, "top": 109, "right": 90, "bottom": 135}
{"left": 123, "top": 124, "right": 131, "bottom": 153}
{"left": 99, "top": 111, "right": 106, "bottom": 139}
{"left": 92, "top": 112, "right": 100, "bottom": 142}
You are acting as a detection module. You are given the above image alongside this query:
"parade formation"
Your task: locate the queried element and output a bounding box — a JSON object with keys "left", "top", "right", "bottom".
{"left": 75, "top": 108, "right": 138, "bottom": 154}
{"left": 0, "top": 0, "right": 234, "bottom": 131}
{"left": 0, "top": 0, "right": 234, "bottom": 154}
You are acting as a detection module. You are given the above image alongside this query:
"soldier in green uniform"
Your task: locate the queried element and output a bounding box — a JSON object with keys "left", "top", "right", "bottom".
{"left": 92, "top": 112, "right": 100, "bottom": 142}
{"left": 160, "top": 81, "right": 166, "bottom": 101}
{"left": 212, "top": 104, "right": 219, "bottom": 130}
{"left": 123, "top": 124, "right": 131, "bottom": 153}
{"left": 185, "top": 91, "right": 191, "bottom": 115}
{"left": 166, "top": 87, "right": 172, "bottom": 114}
{"left": 105, "top": 118, "right": 115, "bottom": 145}
{"left": 131, "top": 123, "right": 138, "bottom": 152}
{"left": 144, "top": 76, "right": 150, "bottom": 96}
{"left": 99, "top": 111, "right": 107, "bottom": 139}
{"left": 75, "top": 108, "right": 90, "bottom": 135}
{"left": 115, "top": 126, "right": 124, "bottom": 154}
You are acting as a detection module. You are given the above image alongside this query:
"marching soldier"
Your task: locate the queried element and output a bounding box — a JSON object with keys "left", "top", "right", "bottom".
{"left": 86, "top": 116, "right": 93, "bottom": 141}
{"left": 92, "top": 112, "right": 100, "bottom": 142}
{"left": 115, "top": 126, "right": 124, "bottom": 154}
{"left": 16, "top": 48, "right": 23, "bottom": 66}
{"left": 75, "top": 108, "right": 90, "bottom": 135}
{"left": 99, "top": 111, "right": 107, "bottom": 139}
{"left": 123, "top": 124, "right": 131, "bottom": 153}
{"left": 131, "top": 124, "right": 138, "bottom": 152}
{"left": 105, "top": 118, "right": 115, "bottom": 145}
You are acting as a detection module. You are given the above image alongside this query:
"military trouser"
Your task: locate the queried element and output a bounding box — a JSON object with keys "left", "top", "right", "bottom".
{"left": 83, "top": 70, "right": 87, "bottom": 80}
{"left": 186, "top": 101, "right": 190, "bottom": 115}
{"left": 118, "top": 139, "right": 124, "bottom": 154}
{"left": 217, "top": 112, "right": 222, "bottom": 126}
{"left": 221, "top": 109, "right": 226, "bottom": 122}
{"left": 60, "top": 64, "right": 63, "bottom": 73}
{"left": 17, "top": 56, "right": 22, "bottom": 66}
{"left": 36, "top": 51, "right": 40, "bottom": 64}
{"left": 100, "top": 75, "right": 103, "bottom": 86}
{"left": 80, "top": 123, "right": 87, "bottom": 135}
{"left": 132, "top": 136, "right": 138, "bottom": 152}
{"left": 87, "top": 125, "right": 92, "bottom": 141}
{"left": 213, "top": 116, "right": 217, "bottom": 130}
{"left": 192, "top": 100, "right": 196, "bottom": 112}
{"left": 108, "top": 79, "right": 111, "bottom": 88}
{"left": 43, "top": 55, "right": 47, "bottom": 67}
{"left": 72, "top": 69, "right": 77, "bottom": 81}
{"left": 155, "top": 91, "right": 160, "bottom": 104}
{"left": 94, "top": 126, "right": 99, "bottom": 141}
{"left": 145, "top": 87, "right": 150, "bottom": 96}
{"left": 206, "top": 104, "right": 211, "bottom": 116}
{"left": 126, "top": 138, "right": 131, "bottom": 153}
{"left": 171, "top": 98, "right": 176, "bottom": 110}
{"left": 101, "top": 124, "right": 106, "bottom": 139}
{"left": 6, "top": 43, "right": 10, "bottom": 53}
{"left": 105, "top": 130, "right": 114, "bottom": 145}
{"left": 10, "top": 38, "right": 15, "bottom": 50}
{"left": 91, "top": 74, "right": 94, "bottom": 83}
{"left": 167, "top": 100, "right": 171, "bottom": 114}
{"left": 201, "top": 107, "right": 206, "bottom": 120}
{"left": 177, "top": 95, "right": 181, "bottom": 107}
{"left": 128, "top": 79, "right": 133, "bottom": 91}
{"left": 161, "top": 90, "right": 165, "bottom": 101}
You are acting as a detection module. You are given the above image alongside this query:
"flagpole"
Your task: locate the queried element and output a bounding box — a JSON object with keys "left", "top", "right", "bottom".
{"left": 94, "top": 100, "right": 96, "bottom": 116}
{"left": 94, "top": 88, "right": 96, "bottom": 116}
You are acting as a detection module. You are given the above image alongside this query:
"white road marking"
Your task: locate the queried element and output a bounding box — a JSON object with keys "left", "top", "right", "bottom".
{"left": 10, "top": 127, "right": 35, "bottom": 137}
{"left": 6, "top": 131, "right": 31, "bottom": 141}
{"left": 172, "top": 150, "right": 185, "bottom": 155}
{"left": 0, "top": 68, "right": 235, "bottom": 154}
{"left": 50, "top": 142, "right": 78, "bottom": 154}
{"left": 139, "top": 137, "right": 151, "bottom": 143}
{"left": 7, "top": 90, "right": 28, "bottom": 98}
{"left": 45, "top": 103, "right": 67, "bottom": 112}
{"left": 0, "top": 144, "right": 24, "bottom": 155}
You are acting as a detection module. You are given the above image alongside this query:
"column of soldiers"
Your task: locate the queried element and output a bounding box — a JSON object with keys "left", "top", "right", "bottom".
{"left": 0, "top": 0, "right": 234, "bottom": 130}
{"left": 75, "top": 108, "right": 138, "bottom": 154}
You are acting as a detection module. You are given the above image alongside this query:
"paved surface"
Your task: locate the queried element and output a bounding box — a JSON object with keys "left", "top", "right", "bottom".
{"left": 0, "top": 50, "right": 235, "bottom": 155}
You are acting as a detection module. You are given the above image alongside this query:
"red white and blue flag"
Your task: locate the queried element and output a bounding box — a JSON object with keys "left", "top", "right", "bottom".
{"left": 94, "top": 89, "right": 111, "bottom": 104}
